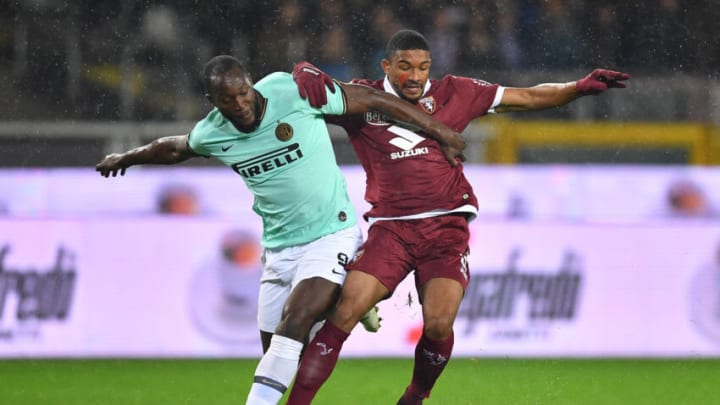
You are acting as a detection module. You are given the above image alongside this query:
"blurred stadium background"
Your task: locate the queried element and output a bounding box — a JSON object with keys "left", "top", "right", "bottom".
{"left": 1, "top": 1, "right": 720, "bottom": 403}
{"left": 1, "top": 0, "right": 719, "bottom": 165}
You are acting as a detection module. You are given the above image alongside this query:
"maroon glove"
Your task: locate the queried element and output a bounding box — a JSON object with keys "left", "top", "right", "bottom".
{"left": 292, "top": 61, "right": 336, "bottom": 108}
{"left": 575, "top": 69, "right": 631, "bottom": 96}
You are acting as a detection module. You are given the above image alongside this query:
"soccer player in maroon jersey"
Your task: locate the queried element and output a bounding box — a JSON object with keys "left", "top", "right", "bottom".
{"left": 288, "top": 29, "right": 630, "bottom": 405}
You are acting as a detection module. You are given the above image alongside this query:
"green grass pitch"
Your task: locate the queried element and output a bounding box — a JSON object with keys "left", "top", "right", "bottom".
{"left": 2, "top": 358, "right": 719, "bottom": 404}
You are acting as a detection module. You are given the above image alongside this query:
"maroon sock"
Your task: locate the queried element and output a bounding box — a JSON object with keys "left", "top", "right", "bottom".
{"left": 286, "top": 321, "right": 349, "bottom": 405}
{"left": 398, "top": 332, "right": 454, "bottom": 404}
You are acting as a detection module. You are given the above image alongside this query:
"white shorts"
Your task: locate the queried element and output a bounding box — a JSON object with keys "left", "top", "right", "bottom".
{"left": 257, "top": 225, "right": 363, "bottom": 333}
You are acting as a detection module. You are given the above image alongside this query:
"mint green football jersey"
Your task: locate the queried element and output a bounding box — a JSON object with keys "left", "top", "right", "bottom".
{"left": 187, "top": 72, "right": 357, "bottom": 249}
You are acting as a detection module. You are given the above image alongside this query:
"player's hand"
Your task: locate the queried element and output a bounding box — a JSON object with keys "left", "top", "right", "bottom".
{"left": 292, "top": 61, "right": 335, "bottom": 108}
{"left": 96, "top": 153, "right": 128, "bottom": 177}
{"left": 441, "top": 132, "right": 466, "bottom": 168}
{"left": 575, "top": 69, "right": 630, "bottom": 96}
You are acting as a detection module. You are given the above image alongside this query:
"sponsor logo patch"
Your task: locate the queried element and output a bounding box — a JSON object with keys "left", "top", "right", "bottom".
{"left": 390, "top": 147, "right": 429, "bottom": 160}
{"left": 231, "top": 143, "right": 303, "bottom": 178}
{"left": 364, "top": 111, "right": 392, "bottom": 126}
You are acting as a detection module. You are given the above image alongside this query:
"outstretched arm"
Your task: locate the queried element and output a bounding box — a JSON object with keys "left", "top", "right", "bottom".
{"left": 340, "top": 82, "right": 466, "bottom": 166}
{"left": 96, "top": 134, "right": 195, "bottom": 177}
{"left": 293, "top": 60, "right": 464, "bottom": 166}
{"left": 495, "top": 69, "right": 630, "bottom": 113}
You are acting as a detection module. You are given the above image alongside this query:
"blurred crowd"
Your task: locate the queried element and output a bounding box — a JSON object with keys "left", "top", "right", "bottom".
{"left": 0, "top": 0, "right": 717, "bottom": 120}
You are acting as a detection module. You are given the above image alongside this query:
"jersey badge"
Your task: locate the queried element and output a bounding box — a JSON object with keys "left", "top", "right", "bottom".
{"left": 275, "top": 122, "right": 293, "bottom": 141}
{"left": 418, "top": 96, "right": 436, "bottom": 114}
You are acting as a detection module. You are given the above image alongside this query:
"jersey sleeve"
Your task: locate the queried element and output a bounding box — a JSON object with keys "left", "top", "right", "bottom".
{"left": 487, "top": 86, "right": 505, "bottom": 114}
{"left": 451, "top": 75, "right": 501, "bottom": 117}
{"left": 187, "top": 118, "right": 213, "bottom": 157}
{"left": 319, "top": 79, "right": 347, "bottom": 116}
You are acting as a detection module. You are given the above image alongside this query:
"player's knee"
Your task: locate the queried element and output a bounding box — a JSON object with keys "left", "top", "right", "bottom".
{"left": 329, "top": 302, "right": 363, "bottom": 330}
{"left": 423, "top": 316, "right": 454, "bottom": 341}
{"left": 278, "top": 307, "right": 320, "bottom": 338}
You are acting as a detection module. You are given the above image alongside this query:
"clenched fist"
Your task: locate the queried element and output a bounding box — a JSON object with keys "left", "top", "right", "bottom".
{"left": 293, "top": 61, "right": 336, "bottom": 108}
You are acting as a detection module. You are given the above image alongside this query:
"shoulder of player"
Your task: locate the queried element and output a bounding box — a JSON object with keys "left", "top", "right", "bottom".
{"left": 192, "top": 108, "right": 224, "bottom": 134}
{"left": 254, "top": 71, "right": 294, "bottom": 92}
{"left": 429, "top": 75, "right": 498, "bottom": 98}
{"left": 187, "top": 108, "right": 221, "bottom": 153}
{"left": 188, "top": 109, "right": 220, "bottom": 147}
{"left": 340, "top": 79, "right": 383, "bottom": 90}
{"left": 254, "top": 71, "right": 310, "bottom": 111}
{"left": 347, "top": 78, "right": 382, "bottom": 89}
{"left": 438, "top": 74, "right": 494, "bottom": 87}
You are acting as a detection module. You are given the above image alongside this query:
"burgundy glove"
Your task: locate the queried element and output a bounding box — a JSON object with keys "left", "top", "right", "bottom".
{"left": 292, "top": 61, "right": 336, "bottom": 108}
{"left": 575, "top": 69, "right": 631, "bottom": 96}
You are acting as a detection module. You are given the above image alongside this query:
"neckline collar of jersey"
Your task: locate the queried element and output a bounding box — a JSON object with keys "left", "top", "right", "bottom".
{"left": 383, "top": 76, "right": 431, "bottom": 99}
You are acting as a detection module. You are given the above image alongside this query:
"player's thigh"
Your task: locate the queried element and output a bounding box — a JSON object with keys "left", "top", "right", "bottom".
{"left": 420, "top": 277, "right": 465, "bottom": 326}
{"left": 282, "top": 276, "right": 340, "bottom": 321}
{"left": 257, "top": 243, "right": 304, "bottom": 333}
{"left": 346, "top": 221, "right": 414, "bottom": 294}
{"left": 258, "top": 225, "right": 361, "bottom": 332}
{"left": 329, "top": 270, "right": 389, "bottom": 328}
{"left": 274, "top": 277, "right": 341, "bottom": 341}
{"left": 280, "top": 225, "right": 362, "bottom": 322}
{"left": 414, "top": 214, "right": 471, "bottom": 290}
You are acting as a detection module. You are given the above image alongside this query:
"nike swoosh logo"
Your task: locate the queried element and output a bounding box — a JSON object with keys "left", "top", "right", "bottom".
{"left": 331, "top": 268, "right": 344, "bottom": 275}
{"left": 221, "top": 144, "right": 233, "bottom": 152}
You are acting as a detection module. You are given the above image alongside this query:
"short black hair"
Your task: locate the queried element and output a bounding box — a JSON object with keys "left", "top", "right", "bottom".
{"left": 203, "top": 55, "right": 247, "bottom": 95}
{"left": 386, "top": 29, "right": 430, "bottom": 59}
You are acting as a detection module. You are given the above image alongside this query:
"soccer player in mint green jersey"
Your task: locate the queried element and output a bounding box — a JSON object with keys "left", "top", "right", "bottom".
{"left": 96, "top": 55, "right": 465, "bottom": 405}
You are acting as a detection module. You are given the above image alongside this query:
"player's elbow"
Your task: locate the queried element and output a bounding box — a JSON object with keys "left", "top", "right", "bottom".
{"left": 342, "top": 83, "right": 385, "bottom": 114}
{"left": 154, "top": 137, "right": 192, "bottom": 163}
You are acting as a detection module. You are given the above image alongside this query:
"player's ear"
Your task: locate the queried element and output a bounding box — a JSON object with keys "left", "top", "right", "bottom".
{"left": 381, "top": 59, "right": 391, "bottom": 75}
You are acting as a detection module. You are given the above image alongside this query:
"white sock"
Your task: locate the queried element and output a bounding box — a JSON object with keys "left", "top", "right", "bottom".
{"left": 245, "top": 335, "right": 303, "bottom": 405}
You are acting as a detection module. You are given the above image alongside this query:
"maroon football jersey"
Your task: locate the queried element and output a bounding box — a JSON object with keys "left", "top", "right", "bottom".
{"left": 327, "top": 75, "right": 500, "bottom": 220}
